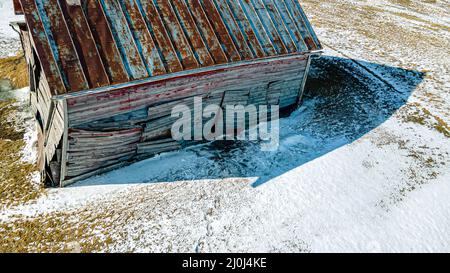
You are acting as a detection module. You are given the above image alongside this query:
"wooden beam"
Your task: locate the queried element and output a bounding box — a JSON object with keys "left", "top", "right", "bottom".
{"left": 172, "top": 0, "right": 215, "bottom": 66}
{"left": 20, "top": 0, "right": 67, "bottom": 95}
{"left": 186, "top": 0, "right": 228, "bottom": 64}
{"left": 99, "top": 0, "right": 149, "bottom": 79}
{"left": 201, "top": 0, "right": 241, "bottom": 62}
{"left": 40, "top": 0, "right": 89, "bottom": 92}
{"left": 137, "top": 0, "right": 184, "bottom": 73}
{"left": 119, "top": 0, "right": 167, "bottom": 76}
{"left": 58, "top": 0, "right": 110, "bottom": 88}
{"left": 82, "top": 0, "right": 129, "bottom": 84}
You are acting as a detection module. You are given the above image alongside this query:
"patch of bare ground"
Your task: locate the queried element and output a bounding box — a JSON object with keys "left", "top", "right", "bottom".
{"left": 0, "top": 100, "right": 42, "bottom": 208}
{"left": 0, "top": 54, "right": 28, "bottom": 90}
{"left": 0, "top": 55, "right": 119, "bottom": 253}
{"left": 371, "top": 127, "right": 448, "bottom": 211}
{"left": 399, "top": 102, "right": 450, "bottom": 138}
{"left": 0, "top": 210, "right": 116, "bottom": 253}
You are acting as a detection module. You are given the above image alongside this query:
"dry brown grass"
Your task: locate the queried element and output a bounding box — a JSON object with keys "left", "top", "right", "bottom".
{"left": 401, "top": 103, "right": 450, "bottom": 138}
{"left": 0, "top": 56, "right": 115, "bottom": 253}
{"left": 0, "top": 211, "right": 116, "bottom": 253}
{"left": 0, "top": 54, "right": 28, "bottom": 89}
{"left": 0, "top": 100, "right": 42, "bottom": 208}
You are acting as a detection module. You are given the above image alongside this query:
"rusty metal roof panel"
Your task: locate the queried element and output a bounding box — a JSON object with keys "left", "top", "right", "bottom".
{"left": 18, "top": 0, "right": 322, "bottom": 95}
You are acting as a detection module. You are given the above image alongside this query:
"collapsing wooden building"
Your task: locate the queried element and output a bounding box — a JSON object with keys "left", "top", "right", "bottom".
{"left": 12, "top": 0, "right": 322, "bottom": 186}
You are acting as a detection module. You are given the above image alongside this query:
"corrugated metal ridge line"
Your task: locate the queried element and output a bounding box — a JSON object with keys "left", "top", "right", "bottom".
{"left": 185, "top": 0, "right": 228, "bottom": 64}
{"left": 58, "top": 0, "right": 111, "bottom": 88}
{"left": 99, "top": 0, "right": 149, "bottom": 79}
{"left": 292, "top": 0, "right": 321, "bottom": 48}
{"left": 272, "top": 0, "right": 308, "bottom": 51}
{"left": 212, "top": 0, "right": 254, "bottom": 59}
{"left": 118, "top": 0, "right": 166, "bottom": 76}
{"left": 237, "top": 0, "right": 276, "bottom": 56}
{"left": 261, "top": 0, "right": 297, "bottom": 52}
{"left": 136, "top": 0, "right": 184, "bottom": 73}
{"left": 225, "top": 0, "right": 266, "bottom": 58}
{"left": 283, "top": 0, "right": 316, "bottom": 50}
{"left": 36, "top": 0, "right": 89, "bottom": 92}
{"left": 153, "top": 0, "right": 199, "bottom": 70}
{"left": 81, "top": 0, "right": 129, "bottom": 84}
{"left": 246, "top": 0, "right": 288, "bottom": 54}
{"left": 200, "top": 0, "right": 241, "bottom": 62}
{"left": 20, "top": 0, "right": 66, "bottom": 95}
{"left": 171, "top": 0, "right": 215, "bottom": 66}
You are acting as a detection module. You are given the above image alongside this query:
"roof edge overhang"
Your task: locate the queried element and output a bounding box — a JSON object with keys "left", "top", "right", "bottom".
{"left": 53, "top": 51, "right": 322, "bottom": 101}
{"left": 13, "top": 0, "right": 24, "bottom": 15}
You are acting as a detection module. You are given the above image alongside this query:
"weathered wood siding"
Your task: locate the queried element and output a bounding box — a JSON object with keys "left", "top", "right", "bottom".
{"left": 58, "top": 55, "right": 310, "bottom": 186}
{"left": 20, "top": 28, "right": 66, "bottom": 184}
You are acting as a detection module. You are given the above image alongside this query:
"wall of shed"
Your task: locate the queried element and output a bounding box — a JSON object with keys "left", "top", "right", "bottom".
{"left": 58, "top": 55, "right": 311, "bottom": 186}
{"left": 19, "top": 28, "right": 65, "bottom": 185}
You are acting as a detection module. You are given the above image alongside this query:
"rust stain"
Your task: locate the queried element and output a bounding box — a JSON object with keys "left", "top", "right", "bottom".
{"left": 82, "top": 0, "right": 129, "bottom": 84}
{"left": 59, "top": 0, "right": 110, "bottom": 88}
{"left": 19, "top": 0, "right": 320, "bottom": 95}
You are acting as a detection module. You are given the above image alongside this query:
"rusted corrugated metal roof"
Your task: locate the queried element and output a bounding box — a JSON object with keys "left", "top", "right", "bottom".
{"left": 18, "top": 0, "right": 322, "bottom": 95}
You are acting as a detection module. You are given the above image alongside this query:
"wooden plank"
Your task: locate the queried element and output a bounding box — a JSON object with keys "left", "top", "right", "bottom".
{"left": 153, "top": 0, "right": 199, "bottom": 70}
{"left": 59, "top": 100, "right": 69, "bottom": 185}
{"left": 62, "top": 161, "right": 129, "bottom": 186}
{"left": 69, "top": 143, "right": 136, "bottom": 156}
{"left": 246, "top": 0, "right": 287, "bottom": 55}
{"left": 283, "top": 0, "right": 316, "bottom": 50}
{"left": 38, "top": 0, "right": 89, "bottom": 92}
{"left": 13, "top": 0, "right": 23, "bottom": 15}
{"left": 119, "top": 0, "right": 166, "bottom": 76}
{"left": 82, "top": 0, "right": 129, "bottom": 84}
{"left": 200, "top": 0, "right": 241, "bottom": 62}
{"left": 225, "top": 0, "right": 267, "bottom": 58}
{"left": 272, "top": 0, "right": 308, "bottom": 51}
{"left": 58, "top": 0, "right": 110, "bottom": 88}
{"left": 99, "top": 0, "right": 148, "bottom": 79}
{"left": 185, "top": 0, "right": 228, "bottom": 64}
{"left": 66, "top": 57, "right": 308, "bottom": 124}
{"left": 137, "top": 138, "right": 181, "bottom": 155}
{"left": 296, "top": 55, "right": 311, "bottom": 106}
{"left": 261, "top": 0, "right": 297, "bottom": 52}
{"left": 237, "top": 0, "right": 276, "bottom": 56}
{"left": 137, "top": 0, "right": 184, "bottom": 73}
{"left": 68, "top": 146, "right": 136, "bottom": 161}
{"left": 291, "top": 0, "right": 321, "bottom": 48}
{"left": 20, "top": 0, "right": 66, "bottom": 95}
{"left": 212, "top": 0, "right": 253, "bottom": 59}
{"left": 171, "top": 0, "right": 215, "bottom": 66}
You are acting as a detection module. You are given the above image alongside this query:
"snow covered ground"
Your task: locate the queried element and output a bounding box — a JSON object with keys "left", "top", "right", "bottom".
{"left": 0, "top": 0, "right": 23, "bottom": 58}
{"left": 0, "top": 0, "right": 449, "bottom": 252}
